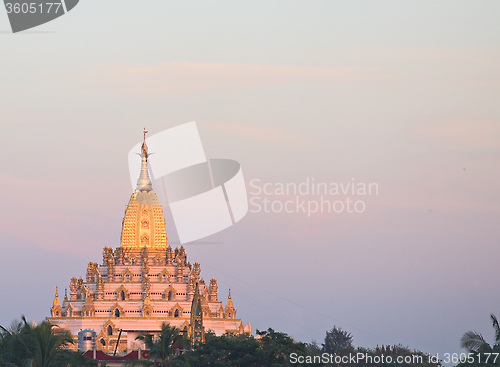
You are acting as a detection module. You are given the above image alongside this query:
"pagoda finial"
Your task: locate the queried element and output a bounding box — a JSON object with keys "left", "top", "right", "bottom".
{"left": 226, "top": 289, "right": 233, "bottom": 308}
{"left": 141, "top": 128, "right": 149, "bottom": 159}
{"left": 136, "top": 129, "right": 153, "bottom": 192}
{"left": 53, "top": 287, "right": 61, "bottom": 306}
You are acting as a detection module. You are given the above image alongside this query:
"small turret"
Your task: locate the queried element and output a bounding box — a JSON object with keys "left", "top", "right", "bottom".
{"left": 51, "top": 287, "right": 62, "bottom": 317}
{"left": 53, "top": 287, "right": 60, "bottom": 306}
{"left": 225, "top": 289, "right": 236, "bottom": 319}
{"left": 62, "top": 289, "right": 68, "bottom": 309}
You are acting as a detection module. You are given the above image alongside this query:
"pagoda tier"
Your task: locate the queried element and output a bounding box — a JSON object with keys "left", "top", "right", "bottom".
{"left": 47, "top": 245, "right": 250, "bottom": 352}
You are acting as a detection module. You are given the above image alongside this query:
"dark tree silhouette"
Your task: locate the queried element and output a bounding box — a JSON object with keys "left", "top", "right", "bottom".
{"left": 322, "top": 326, "right": 353, "bottom": 354}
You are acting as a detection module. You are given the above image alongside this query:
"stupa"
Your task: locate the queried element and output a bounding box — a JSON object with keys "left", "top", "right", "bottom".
{"left": 47, "top": 131, "right": 251, "bottom": 352}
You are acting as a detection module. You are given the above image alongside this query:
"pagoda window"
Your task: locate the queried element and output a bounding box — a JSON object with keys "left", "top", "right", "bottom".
{"left": 168, "top": 290, "right": 173, "bottom": 301}
{"left": 174, "top": 309, "right": 180, "bottom": 318}
{"left": 100, "top": 338, "right": 106, "bottom": 347}
{"left": 115, "top": 309, "right": 120, "bottom": 317}
{"left": 228, "top": 313, "right": 231, "bottom": 318}
{"left": 120, "top": 291, "right": 125, "bottom": 300}
{"left": 107, "top": 325, "right": 112, "bottom": 336}
{"left": 131, "top": 258, "right": 135, "bottom": 265}
{"left": 125, "top": 274, "right": 130, "bottom": 282}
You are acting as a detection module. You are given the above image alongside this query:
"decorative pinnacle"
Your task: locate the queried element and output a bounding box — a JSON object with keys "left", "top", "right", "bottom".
{"left": 141, "top": 128, "right": 149, "bottom": 160}
{"left": 136, "top": 128, "right": 153, "bottom": 192}
{"left": 53, "top": 287, "right": 60, "bottom": 306}
{"left": 226, "top": 289, "right": 234, "bottom": 309}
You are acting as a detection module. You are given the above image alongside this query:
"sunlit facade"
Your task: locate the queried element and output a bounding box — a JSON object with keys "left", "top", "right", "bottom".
{"left": 47, "top": 134, "right": 251, "bottom": 352}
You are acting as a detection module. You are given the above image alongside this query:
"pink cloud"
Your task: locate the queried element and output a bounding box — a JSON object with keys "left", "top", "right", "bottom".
{"left": 412, "top": 120, "right": 500, "bottom": 150}
{"left": 201, "top": 122, "right": 313, "bottom": 148}
{"left": 79, "top": 61, "right": 393, "bottom": 95}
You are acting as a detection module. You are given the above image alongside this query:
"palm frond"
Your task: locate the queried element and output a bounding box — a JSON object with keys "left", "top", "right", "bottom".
{"left": 460, "top": 331, "right": 490, "bottom": 352}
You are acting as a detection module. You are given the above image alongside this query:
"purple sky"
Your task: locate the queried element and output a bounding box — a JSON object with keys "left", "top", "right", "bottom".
{"left": 1, "top": 2, "right": 500, "bottom": 365}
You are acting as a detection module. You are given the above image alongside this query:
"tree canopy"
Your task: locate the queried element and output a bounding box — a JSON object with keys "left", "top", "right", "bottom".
{"left": 0, "top": 316, "right": 74, "bottom": 367}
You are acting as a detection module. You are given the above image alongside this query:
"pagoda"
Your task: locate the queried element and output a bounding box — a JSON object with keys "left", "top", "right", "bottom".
{"left": 47, "top": 132, "right": 251, "bottom": 352}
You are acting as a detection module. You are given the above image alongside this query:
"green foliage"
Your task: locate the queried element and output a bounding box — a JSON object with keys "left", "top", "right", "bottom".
{"left": 322, "top": 326, "right": 354, "bottom": 354}
{"left": 457, "top": 314, "right": 500, "bottom": 366}
{"left": 186, "top": 328, "right": 308, "bottom": 367}
{"left": 353, "top": 344, "right": 441, "bottom": 367}
{"left": 126, "top": 323, "right": 189, "bottom": 367}
{"left": 0, "top": 315, "right": 74, "bottom": 367}
{"left": 50, "top": 350, "right": 98, "bottom": 367}
{"left": 257, "top": 328, "right": 309, "bottom": 366}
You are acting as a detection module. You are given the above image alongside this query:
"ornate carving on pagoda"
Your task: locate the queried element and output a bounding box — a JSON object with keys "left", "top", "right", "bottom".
{"left": 77, "top": 277, "right": 83, "bottom": 300}
{"left": 158, "top": 268, "right": 170, "bottom": 283}
{"left": 110, "top": 303, "right": 124, "bottom": 318}
{"left": 163, "top": 285, "right": 176, "bottom": 301}
{"left": 96, "top": 276, "right": 104, "bottom": 300}
{"left": 153, "top": 253, "right": 163, "bottom": 266}
{"left": 141, "top": 261, "right": 150, "bottom": 276}
{"left": 191, "top": 262, "right": 201, "bottom": 283}
{"left": 176, "top": 263, "right": 184, "bottom": 283}
{"left": 96, "top": 330, "right": 110, "bottom": 351}
{"left": 62, "top": 289, "right": 68, "bottom": 313}
{"left": 86, "top": 262, "right": 99, "bottom": 283}
{"left": 142, "top": 295, "right": 153, "bottom": 317}
{"left": 82, "top": 286, "right": 95, "bottom": 317}
{"left": 209, "top": 277, "right": 218, "bottom": 302}
{"left": 188, "top": 277, "right": 196, "bottom": 301}
{"left": 127, "top": 255, "right": 138, "bottom": 266}
{"left": 189, "top": 283, "right": 205, "bottom": 346}
{"left": 116, "top": 285, "right": 129, "bottom": 301}
{"left": 107, "top": 261, "right": 114, "bottom": 282}
{"left": 69, "top": 276, "right": 78, "bottom": 301}
{"left": 50, "top": 287, "right": 62, "bottom": 317}
{"left": 166, "top": 245, "right": 173, "bottom": 265}
{"left": 65, "top": 303, "right": 74, "bottom": 318}
{"left": 114, "top": 247, "right": 123, "bottom": 265}
{"left": 102, "top": 247, "right": 113, "bottom": 265}
{"left": 141, "top": 247, "right": 149, "bottom": 264}
{"left": 224, "top": 289, "right": 237, "bottom": 319}
{"left": 121, "top": 268, "right": 133, "bottom": 282}
{"left": 142, "top": 276, "right": 151, "bottom": 295}
{"left": 171, "top": 303, "right": 183, "bottom": 318}
{"left": 176, "top": 246, "right": 186, "bottom": 265}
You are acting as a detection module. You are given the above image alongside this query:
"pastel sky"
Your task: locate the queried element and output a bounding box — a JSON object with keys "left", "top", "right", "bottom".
{"left": 1, "top": 1, "right": 500, "bottom": 364}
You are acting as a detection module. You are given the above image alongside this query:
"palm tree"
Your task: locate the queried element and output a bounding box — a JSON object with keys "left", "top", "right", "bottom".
{"left": 461, "top": 313, "right": 500, "bottom": 355}
{"left": 27, "top": 320, "right": 74, "bottom": 367}
{"left": 0, "top": 316, "right": 30, "bottom": 366}
{"left": 0, "top": 316, "right": 73, "bottom": 367}
{"left": 127, "top": 323, "right": 188, "bottom": 367}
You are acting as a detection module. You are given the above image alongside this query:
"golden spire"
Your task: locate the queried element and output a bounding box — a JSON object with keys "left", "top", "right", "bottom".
{"left": 53, "top": 287, "right": 61, "bottom": 307}
{"left": 226, "top": 289, "right": 234, "bottom": 309}
{"left": 136, "top": 128, "right": 153, "bottom": 192}
{"left": 62, "top": 289, "right": 68, "bottom": 308}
